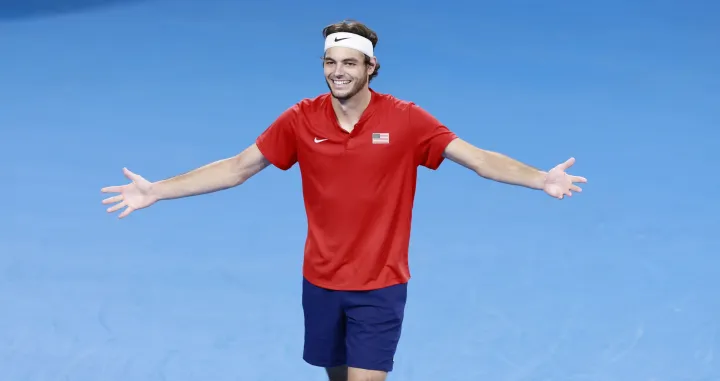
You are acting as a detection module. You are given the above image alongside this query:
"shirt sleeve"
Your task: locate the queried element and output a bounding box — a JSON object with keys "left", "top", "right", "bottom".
{"left": 255, "top": 105, "right": 299, "bottom": 171}
{"left": 410, "top": 103, "right": 458, "bottom": 170}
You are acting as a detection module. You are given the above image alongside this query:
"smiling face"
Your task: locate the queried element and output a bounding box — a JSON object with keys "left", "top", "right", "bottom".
{"left": 323, "top": 46, "right": 376, "bottom": 101}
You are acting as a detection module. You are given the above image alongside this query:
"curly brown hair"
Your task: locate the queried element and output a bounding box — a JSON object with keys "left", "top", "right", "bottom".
{"left": 322, "top": 19, "right": 381, "bottom": 82}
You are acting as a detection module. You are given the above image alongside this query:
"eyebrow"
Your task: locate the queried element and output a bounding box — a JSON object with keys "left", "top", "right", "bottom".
{"left": 324, "top": 57, "right": 360, "bottom": 63}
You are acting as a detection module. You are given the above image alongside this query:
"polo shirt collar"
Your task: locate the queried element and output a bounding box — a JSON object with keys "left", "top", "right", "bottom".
{"left": 326, "top": 88, "right": 379, "bottom": 133}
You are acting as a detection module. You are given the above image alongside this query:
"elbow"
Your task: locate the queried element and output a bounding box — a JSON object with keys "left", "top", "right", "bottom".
{"left": 226, "top": 156, "right": 249, "bottom": 188}
{"left": 469, "top": 151, "right": 489, "bottom": 177}
{"left": 471, "top": 158, "right": 484, "bottom": 176}
{"left": 228, "top": 150, "right": 267, "bottom": 187}
{"left": 231, "top": 165, "right": 252, "bottom": 187}
{"left": 469, "top": 150, "right": 508, "bottom": 180}
{"left": 235, "top": 169, "right": 254, "bottom": 187}
{"left": 230, "top": 174, "right": 246, "bottom": 188}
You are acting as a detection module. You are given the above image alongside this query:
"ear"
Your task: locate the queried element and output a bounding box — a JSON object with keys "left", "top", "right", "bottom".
{"left": 367, "top": 56, "right": 378, "bottom": 74}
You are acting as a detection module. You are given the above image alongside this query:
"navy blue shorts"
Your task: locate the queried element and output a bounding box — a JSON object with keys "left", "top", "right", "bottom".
{"left": 301, "top": 277, "right": 407, "bottom": 372}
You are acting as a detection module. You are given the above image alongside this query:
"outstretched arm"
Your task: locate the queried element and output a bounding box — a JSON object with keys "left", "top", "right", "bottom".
{"left": 101, "top": 143, "right": 271, "bottom": 218}
{"left": 443, "top": 138, "right": 587, "bottom": 199}
{"left": 103, "top": 102, "right": 300, "bottom": 219}
{"left": 152, "top": 143, "right": 270, "bottom": 201}
{"left": 443, "top": 138, "right": 546, "bottom": 189}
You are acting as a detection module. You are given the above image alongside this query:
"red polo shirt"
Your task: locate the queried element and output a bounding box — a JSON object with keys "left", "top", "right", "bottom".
{"left": 255, "top": 89, "right": 457, "bottom": 290}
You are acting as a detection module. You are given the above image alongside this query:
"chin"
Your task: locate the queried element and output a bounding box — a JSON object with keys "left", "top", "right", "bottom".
{"left": 328, "top": 83, "right": 360, "bottom": 101}
{"left": 331, "top": 89, "right": 353, "bottom": 100}
{"left": 325, "top": 78, "right": 363, "bottom": 101}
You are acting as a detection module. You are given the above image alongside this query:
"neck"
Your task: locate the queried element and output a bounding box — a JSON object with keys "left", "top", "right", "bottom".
{"left": 331, "top": 87, "right": 372, "bottom": 129}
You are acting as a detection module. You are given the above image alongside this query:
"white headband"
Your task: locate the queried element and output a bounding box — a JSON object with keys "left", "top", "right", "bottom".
{"left": 324, "top": 32, "right": 374, "bottom": 58}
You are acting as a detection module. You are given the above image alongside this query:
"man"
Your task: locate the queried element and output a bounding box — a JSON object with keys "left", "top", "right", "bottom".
{"left": 101, "top": 19, "right": 587, "bottom": 381}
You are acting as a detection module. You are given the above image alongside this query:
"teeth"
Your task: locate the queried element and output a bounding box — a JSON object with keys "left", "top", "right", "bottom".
{"left": 333, "top": 80, "right": 350, "bottom": 85}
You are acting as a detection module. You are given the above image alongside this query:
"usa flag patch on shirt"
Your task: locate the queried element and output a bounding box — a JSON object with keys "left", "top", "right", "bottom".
{"left": 372, "top": 132, "right": 390, "bottom": 144}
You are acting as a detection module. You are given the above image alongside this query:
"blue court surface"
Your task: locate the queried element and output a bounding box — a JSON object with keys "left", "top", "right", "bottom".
{"left": 2, "top": 0, "right": 719, "bottom": 380}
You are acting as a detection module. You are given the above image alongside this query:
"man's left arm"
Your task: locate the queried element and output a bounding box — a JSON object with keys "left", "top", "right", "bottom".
{"left": 443, "top": 138, "right": 546, "bottom": 189}
{"left": 442, "top": 138, "right": 587, "bottom": 198}
{"left": 410, "top": 103, "right": 586, "bottom": 198}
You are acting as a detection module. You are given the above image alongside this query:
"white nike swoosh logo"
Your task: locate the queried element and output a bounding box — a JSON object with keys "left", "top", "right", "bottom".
{"left": 314, "top": 138, "right": 328, "bottom": 143}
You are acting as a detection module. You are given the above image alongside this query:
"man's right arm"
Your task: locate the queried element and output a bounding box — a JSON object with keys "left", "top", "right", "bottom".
{"left": 151, "top": 143, "right": 271, "bottom": 201}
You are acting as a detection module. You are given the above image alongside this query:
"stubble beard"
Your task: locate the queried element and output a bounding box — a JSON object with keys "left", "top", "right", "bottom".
{"left": 326, "top": 74, "right": 368, "bottom": 102}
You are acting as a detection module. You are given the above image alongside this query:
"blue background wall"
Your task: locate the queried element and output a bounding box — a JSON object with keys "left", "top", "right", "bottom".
{"left": 2, "top": 0, "right": 719, "bottom": 379}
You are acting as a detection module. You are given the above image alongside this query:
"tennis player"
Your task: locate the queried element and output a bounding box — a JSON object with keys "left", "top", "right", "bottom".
{"left": 101, "top": 19, "right": 587, "bottom": 381}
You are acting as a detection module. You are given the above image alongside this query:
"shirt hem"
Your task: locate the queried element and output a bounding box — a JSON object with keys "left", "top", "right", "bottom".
{"left": 303, "top": 274, "right": 411, "bottom": 291}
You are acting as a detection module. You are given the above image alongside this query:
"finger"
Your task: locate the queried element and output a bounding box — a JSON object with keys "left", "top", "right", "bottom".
{"left": 101, "top": 185, "right": 123, "bottom": 193}
{"left": 118, "top": 206, "right": 134, "bottom": 219}
{"left": 123, "top": 167, "right": 142, "bottom": 182}
{"left": 571, "top": 175, "right": 588, "bottom": 183}
{"left": 102, "top": 195, "right": 123, "bottom": 205}
{"left": 570, "top": 185, "right": 583, "bottom": 193}
{"left": 107, "top": 201, "right": 127, "bottom": 213}
{"left": 558, "top": 157, "right": 575, "bottom": 170}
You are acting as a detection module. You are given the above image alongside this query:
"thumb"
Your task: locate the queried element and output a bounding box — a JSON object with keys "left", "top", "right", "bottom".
{"left": 123, "top": 167, "right": 141, "bottom": 182}
{"left": 558, "top": 157, "right": 575, "bottom": 170}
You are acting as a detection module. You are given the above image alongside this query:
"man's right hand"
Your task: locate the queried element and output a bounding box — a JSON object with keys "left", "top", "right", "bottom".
{"left": 101, "top": 167, "right": 158, "bottom": 219}
{"left": 100, "top": 143, "right": 274, "bottom": 219}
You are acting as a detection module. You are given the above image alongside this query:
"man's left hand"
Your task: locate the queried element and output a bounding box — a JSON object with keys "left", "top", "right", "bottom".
{"left": 542, "top": 157, "right": 588, "bottom": 199}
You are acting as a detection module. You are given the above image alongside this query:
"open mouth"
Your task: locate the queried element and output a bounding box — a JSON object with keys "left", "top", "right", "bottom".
{"left": 332, "top": 79, "right": 351, "bottom": 86}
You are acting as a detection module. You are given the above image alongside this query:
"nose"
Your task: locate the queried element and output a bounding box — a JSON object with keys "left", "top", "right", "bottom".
{"left": 332, "top": 64, "right": 345, "bottom": 77}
